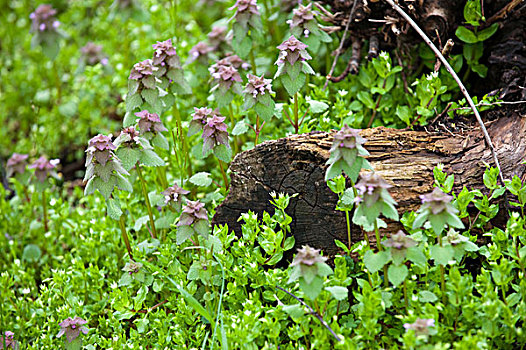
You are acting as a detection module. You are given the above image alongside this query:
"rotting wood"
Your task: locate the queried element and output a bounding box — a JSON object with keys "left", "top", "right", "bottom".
{"left": 213, "top": 115, "right": 526, "bottom": 258}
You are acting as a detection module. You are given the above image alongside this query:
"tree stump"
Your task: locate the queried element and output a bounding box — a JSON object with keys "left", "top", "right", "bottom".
{"left": 213, "top": 114, "right": 526, "bottom": 257}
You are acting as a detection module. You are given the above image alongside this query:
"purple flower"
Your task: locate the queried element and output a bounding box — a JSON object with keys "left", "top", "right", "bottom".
{"left": 152, "top": 39, "right": 178, "bottom": 66}
{"left": 57, "top": 317, "right": 89, "bottom": 343}
{"left": 209, "top": 63, "right": 242, "bottom": 90}
{"left": 81, "top": 42, "right": 107, "bottom": 66}
{"left": 355, "top": 172, "right": 393, "bottom": 208}
{"left": 275, "top": 35, "right": 310, "bottom": 67}
{"left": 244, "top": 74, "right": 274, "bottom": 98}
{"left": 403, "top": 318, "right": 435, "bottom": 336}
{"left": 6, "top": 153, "right": 28, "bottom": 177}
{"left": 419, "top": 187, "right": 456, "bottom": 215}
{"left": 30, "top": 4, "right": 59, "bottom": 33}
{"left": 122, "top": 261, "right": 143, "bottom": 275}
{"left": 178, "top": 200, "right": 208, "bottom": 226}
{"left": 161, "top": 183, "right": 190, "bottom": 210}
{"left": 0, "top": 331, "right": 19, "bottom": 349}
{"left": 188, "top": 42, "right": 212, "bottom": 63}
{"left": 229, "top": 0, "right": 260, "bottom": 24}
{"left": 202, "top": 114, "right": 229, "bottom": 154}
{"left": 382, "top": 230, "right": 417, "bottom": 250}
{"left": 86, "top": 134, "right": 116, "bottom": 166}
{"left": 291, "top": 245, "right": 327, "bottom": 267}
{"left": 188, "top": 107, "right": 214, "bottom": 136}
{"left": 29, "top": 156, "right": 58, "bottom": 183}
{"left": 129, "top": 59, "right": 157, "bottom": 80}
{"left": 135, "top": 110, "right": 168, "bottom": 134}
{"left": 332, "top": 125, "right": 367, "bottom": 152}
{"left": 208, "top": 26, "right": 228, "bottom": 49}
{"left": 288, "top": 3, "right": 315, "bottom": 29}
{"left": 218, "top": 54, "right": 250, "bottom": 71}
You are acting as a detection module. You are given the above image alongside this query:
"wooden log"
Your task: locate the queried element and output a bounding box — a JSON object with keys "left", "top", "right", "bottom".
{"left": 212, "top": 115, "right": 526, "bottom": 257}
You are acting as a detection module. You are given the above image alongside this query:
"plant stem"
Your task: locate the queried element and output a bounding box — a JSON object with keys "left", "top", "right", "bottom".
{"left": 250, "top": 49, "right": 257, "bottom": 75}
{"left": 136, "top": 165, "right": 157, "bottom": 239}
{"left": 374, "top": 220, "right": 389, "bottom": 288}
{"left": 42, "top": 190, "right": 48, "bottom": 232}
{"left": 119, "top": 215, "right": 134, "bottom": 260}
{"left": 293, "top": 93, "right": 299, "bottom": 133}
{"left": 403, "top": 280, "right": 409, "bottom": 312}
{"left": 345, "top": 210, "right": 352, "bottom": 250}
{"left": 254, "top": 116, "right": 261, "bottom": 145}
{"left": 229, "top": 104, "right": 239, "bottom": 154}
{"left": 218, "top": 159, "right": 229, "bottom": 191}
{"left": 438, "top": 234, "right": 446, "bottom": 305}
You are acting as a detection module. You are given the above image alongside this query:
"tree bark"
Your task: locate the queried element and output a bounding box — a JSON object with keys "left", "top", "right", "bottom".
{"left": 213, "top": 114, "right": 526, "bottom": 257}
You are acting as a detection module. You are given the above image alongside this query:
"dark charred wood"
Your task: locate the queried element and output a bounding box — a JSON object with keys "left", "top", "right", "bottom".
{"left": 213, "top": 111, "right": 526, "bottom": 258}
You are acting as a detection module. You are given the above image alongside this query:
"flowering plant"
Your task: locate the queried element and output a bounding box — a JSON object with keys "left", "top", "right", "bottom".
{"left": 274, "top": 36, "right": 314, "bottom": 96}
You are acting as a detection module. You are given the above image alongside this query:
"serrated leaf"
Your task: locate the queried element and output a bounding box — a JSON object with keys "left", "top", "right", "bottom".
{"left": 141, "top": 89, "right": 158, "bottom": 108}
{"left": 430, "top": 244, "right": 454, "bottom": 265}
{"left": 123, "top": 111, "right": 137, "bottom": 127}
{"left": 134, "top": 215, "right": 150, "bottom": 231}
{"left": 299, "top": 275, "right": 323, "bottom": 300}
{"left": 177, "top": 225, "right": 194, "bottom": 244}
{"left": 95, "top": 176, "right": 116, "bottom": 199}
{"left": 214, "top": 144, "right": 232, "bottom": 163}
{"left": 117, "top": 147, "right": 140, "bottom": 171}
{"left": 189, "top": 172, "right": 213, "bottom": 187}
{"left": 325, "top": 286, "right": 348, "bottom": 301}
{"left": 151, "top": 133, "right": 169, "bottom": 150}
{"left": 232, "top": 120, "right": 249, "bottom": 136}
{"left": 255, "top": 102, "right": 275, "bottom": 122}
{"left": 418, "top": 290, "right": 438, "bottom": 303}
{"left": 388, "top": 264, "right": 408, "bottom": 287}
{"left": 126, "top": 93, "right": 143, "bottom": 113}
{"left": 363, "top": 250, "right": 390, "bottom": 274}
{"left": 115, "top": 173, "right": 133, "bottom": 192}
{"left": 106, "top": 198, "right": 123, "bottom": 220}
{"left": 307, "top": 100, "right": 329, "bottom": 114}
{"left": 281, "top": 74, "right": 305, "bottom": 96}
{"left": 139, "top": 149, "right": 165, "bottom": 167}
{"left": 406, "top": 246, "right": 427, "bottom": 266}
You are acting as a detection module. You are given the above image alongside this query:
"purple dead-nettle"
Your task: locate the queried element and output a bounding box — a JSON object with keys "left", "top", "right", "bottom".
{"left": 135, "top": 110, "right": 168, "bottom": 135}
{"left": 221, "top": 54, "right": 251, "bottom": 71}
{"left": 188, "top": 42, "right": 213, "bottom": 64}
{"left": 123, "top": 261, "right": 143, "bottom": 275}
{"left": 57, "top": 317, "right": 89, "bottom": 344}
{"left": 274, "top": 36, "right": 314, "bottom": 96}
{"left": 80, "top": 42, "right": 108, "bottom": 66}
{"left": 383, "top": 230, "right": 418, "bottom": 265}
{"left": 229, "top": 0, "right": 263, "bottom": 58}
{"left": 29, "top": 156, "right": 59, "bottom": 183}
{"left": 352, "top": 172, "right": 399, "bottom": 227}
{"left": 152, "top": 39, "right": 178, "bottom": 67}
{"left": 202, "top": 113, "right": 230, "bottom": 156}
{"left": 188, "top": 107, "right": 214, "bottom": 136}
{"left": 325, "top": 125, "right": 371, "bottom": 182}
{"left": 176, "top": 200, "right": 209, "bottom": 244}
{"left": 84, "top": 134, "right": 132, "bottom": 199}
{"left": 150, "top": 39, "right": 191, "bottom": 96}
{"left": 243, "top": 74, "right": 276, "bottom": 122}
{"left": 161, "top": 183, "right": 190, "bottom": 211}
{"left": 129, "top": 59, "right": 157, "bottom": 81}
{"left": 209, "top": 60, "right": 243, "bottom": 107}
{"left": 208, "top": 26, "right": 228, "bottom": 50}
{"left": 288, "top": 245, "right": 333, "bottom": 300}
{"left": 413, "top": 187, "right": 464, "bottom": 235}
{"left": 0, "top": 331, "right": 19, "bottom": 350}
{"left": 403, "top": 318, "right": 435, "bottom": 336}
{"left": 6, "top": 153, "right": 28, "bottom": 178}
{"left": 30, "top": 4, "right": 60, "bottom": 33}
{"left": 287, "top": 3, "right": 332, "bottom": 51}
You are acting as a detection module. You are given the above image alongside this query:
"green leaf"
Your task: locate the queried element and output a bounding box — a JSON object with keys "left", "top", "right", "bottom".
{"left": 189, "top": 172, "right": 213, "bottom": 187}
{"left": 418, "top": 290, "right": 438, "bottom": 303}
{"left": 363, "top": 250, "right": 390, "bottom": 274}
{"left": 387, "top": 264, "right": 408, "bottom": 287}
{"left": 177, "top": 225, "right": 194, "bottom": 244}
{"left": 214, "top": 144, "right": 232, "bottom": 163}
{"left": 134, "top": 215, "right": 150, "bottom": 231}
{"left": 282, "top": 303, "right": 305, "bottom": 319}
{"left": 455, "top": 26, "right": 478, "bottom": 43}
{"left": 281, "top": 74, "right": 306, "bottom": 96}
{"left": 307, "top": 100, "right": 329, "bottom": 114}
{"left": 22, "top": 244, "right": 42, "bottom": 262}
{"left": 116, "top": 147, "right": 141, "bottom": 171}
{"left": 255, "top": 102, "right": 275, "bottom": 122}
{"left": 471, "top": 63, "right": 488, "bottom": 78}
{"left": 141, "top": 89, "right": 158, "bottom": 108}
{"left": 406, "top": 246, "right": 427, "bottom": 266}
{"left": 325, "top": 286, "right": 348, "bottom": 301}
{"left": 106, "top": 198, "right": 123, "bottom": 220}
{"left": 357, "top": 91, "right": 375, "bottom": 109}
{"left": 476, "top": 23, "right": 499, "bottom": 41}
{"left": 299, "top": 275, "right": 323, "bottom": 300}
{"left": 123, "top": 112, "right": 136, "bottom": 127}
{"left": 126, "top": 93, "right": 143, "bottom": 113}
{"left": 151, "top": 133, "right": 169, "bottom": 150}
{"left": 139, "top": 149, "right": 165, "bottom": 167}
{"left": 430, "top": 244, "right": 454, "bottom": 265}
{"left": 58, "top": 100, "right": 78, "bottom": 118}
{"left": 232, "top": 120, "right": 249, "bottom": 136}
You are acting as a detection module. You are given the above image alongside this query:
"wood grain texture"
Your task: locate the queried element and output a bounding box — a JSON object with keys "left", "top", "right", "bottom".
{"left": 213, "top": 115, "right": 526, "bottom": 256}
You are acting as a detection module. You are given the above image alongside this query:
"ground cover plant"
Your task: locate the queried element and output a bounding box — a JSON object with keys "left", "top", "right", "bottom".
{"left": 1, "top": 0, "right": 526, "bottom": 349}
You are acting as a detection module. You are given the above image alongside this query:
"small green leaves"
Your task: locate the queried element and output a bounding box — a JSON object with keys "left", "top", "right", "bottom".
{"left": 189, "top": 172, "right": 213, "bottom": 187}
{"left": 387, "top": 264, "right": 408, "bottom": 287}
{"left": 364, "top": 250, "right": 390, "bottom": 274}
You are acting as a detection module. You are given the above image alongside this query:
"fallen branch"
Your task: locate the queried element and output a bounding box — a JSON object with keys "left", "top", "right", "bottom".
{"left": 383, "top": 0, "right": 505, "bottom": 185}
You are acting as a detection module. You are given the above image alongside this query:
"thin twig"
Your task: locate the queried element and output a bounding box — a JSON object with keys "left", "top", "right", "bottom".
{"left": 383, "top": 0, "right": 506, "bottom": 185}
{"left": 323, "top": 0, "right": 358, "bottom": 90}
{"left": 451, "top": 100, "right": 526, "bottom": 111}
{"left": 276, "top": 285, "right": 342, "bottom": 342}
